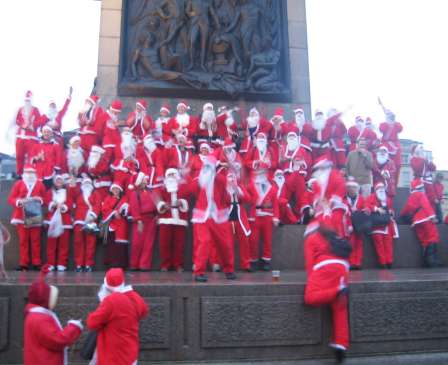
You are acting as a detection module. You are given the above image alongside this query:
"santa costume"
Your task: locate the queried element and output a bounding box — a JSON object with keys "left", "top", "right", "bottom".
{"left": 77, "top": 95, "right": 105, "bottom": 153}
{"left": 153, "top": 104, "right": 171, "bottom": 143}
{"left": 190, "top": 157, "right": 237, "bottom": 282}
{"left": 216, "top": 105, "right": 239, "bottom": 142}
{"left": 15, "top": 90, "right": 41, "bottom": 176}
{"left": 281, "top": 107, "right": 313, "bottom": 137}
{"left": 216, "top": 138, "right": 244, "bottom": 181}
{"left": 239, "top": 107, "right": 272, "bottom": 155}
{"left": 73, "top": 177, "right": 101, "bottom": 272}
{"left": 304, "top": 110, "right": 333, "bottom": 164}
{"left": 248, "top": 169, "right": 280, "bottom": 271}
{"left": 87, "top": 145, "right": 113, "bottom": 199}
{"left": 379, "top": 110, "right": 403, "bottom": 183}
{"left": 61, "top": 135, "right": 86, "bottom": 182}
{"left": 126, "top": 99, "right": 153, "bottom": 142}
{"left": 24, "top": 266, "right": 82, "bottom": 365}
{"left": 365, "top": 182, "right": 399, "bottom": 268}
{"left": 87, "top": 268, "right": 148, "bottom": 365}
{"left": 347, "top": 116, "right": 378, "bottom": 152}
{"left": 136, "top": 134, "right": 164, "bottom": 188}
{"left": 8, "top": 165, "right": 46, "bottom": 270}
{"left": 372, "top": 145, "right": 397, "bottom": 198}
{"left": 244, "top": 132, "right": 278, "bottom": 176}
{"left": 400, "top": 178, "right": 440, "bottom": 267}
{"left": 303, "top": 213, "right": 350, "bottom": 362}
{"left": 128, "top": 172, "right": 158, "bottom": 271}
{"left": 164, "top": 133, "right": 193, "bottom": 171}
{"left": 102, "top": 182, "right": 130, "bottom": 269}
{"left": 273, "top": 169, "right": 299, "bottom": 224}
{"left": 327, "top": 109, "right": 347, "bottom": 169}
{"left": 197, "top": 103, "right": 221, "bottom": 147}
{"left": 279, "top": 131, "right": 312, "bottom": 176}
{"left": 190, "top": 142, "right": 213, "bottom": 178}
{"left": 165, "top": 101, "right": 198, "bottom": 139}
{"left": 410, "top": 144, "right": 437, "bottom": 208}
{"left": 268, "top": 107, "right": 287, "bottom": 156}
{"left": 102, "top": 100, "right": 124, "bottom": 161}
{"left": 156, "top": 168, "right": 190, "bottom": 271}
{"left": 44, "top": 175, "right": 73, "bottom": 272}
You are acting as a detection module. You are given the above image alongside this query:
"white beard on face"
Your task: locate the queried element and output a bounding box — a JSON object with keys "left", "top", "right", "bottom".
{"left": 176, "top": 113, "right": 190, "bottom": 128}
{"left": 376, "top": 154, "right": 388, "bottom": 165}
{"left": 87, "top": 151, "right": 102, "bottom": 169}
{"left": 295, "top": 115, "right": 305, "bottom": 129}
{"left": 312, "top": 116, "right": 326, "bottom": 131}
{"left": 135, "top": 111, "right": 145, "bottom": 121}
{"left": 53, "top": 189, "right": 67, "bottom": 205}
{"left": 121, "top": 143, "right": 135, "bottom": 159}
{"left": 82, "top": 185, "right": 93, "bottom": 200}
{"left": 23, "top": 173, "right": 37, "bottom": 186}
{"left": 256, "top": 139, "right": 267, "bottom": 154}
{"left": 199, "top": 165, "right": 215, "bottom": 188}
{"left": 144, "top": 139, "right": 156, "bottom": 153}
{"left": 155, "top": 116, "right": 168, "bottom": 131}
{"left": 121, "top": 132, "right": 133, "bottom": 146}
{"left": 165, "top": 177, "right": 179, "bottom": 193}
{"left": 287, "top": 138, "right": 299, "bottom": 151}
{"left": 225, "top": 115, "right": 234, "bottom": 127}
{"left": 202, "top": 110, "right": 216, "bottom": 125}
{"left": 47, "top": 107, "right": 57, "bottom": 121}
{"left": 67, "top": 147, "right": 85, "bottom": 172}
{"left": 82, "top": 102, "right": 92, "bottom": 113}
{"left": 274, "top": 175, "right": 285, "bottom": 188}
{"left": 254, "top": 174, "right": 268, "bottom": 184}
{"left": 225, "top": 149, "right": 236, "bottom": 162}
{"left": 247, "top": 115, "right": 260, "bottom": 128}
{"left": 376, "top": 189, "right": 387, "bottom": 203}
{"left": 22, "top": 103, "right": 32, "bottom": 120}
{"left": 356, "top": 121, "right": 365, "bottom": 130}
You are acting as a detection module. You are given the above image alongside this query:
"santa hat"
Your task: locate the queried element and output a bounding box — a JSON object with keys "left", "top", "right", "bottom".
{"left": 346, "top": 176, "right": 359, "bottom": 188}
{"left": 104, "top": 268, "right": 125, "bottom": 293}
{"left": 411, "top": 144, "right": 423, "bottom": 155}
{"left": 81, "top": 177, "right": 93, "bottom": 186}
{"left": 91, "top": 145, "right": 105, "bottom": 154}
{"left": 274, "top": 169, "right": 284, "bottom": 177}
{"left": 177, "top": 101, "right": 189, "bottom": 110}
{"left": 23, "top": 164, "right": 36, "bottom": 173}
{"left": 272, "top": 107, "right": 284, "bottom": 119}
{"left": 203, "top": 102, "right": 214, "bottom": 111}
{"left": 314, "top": 109, "right": 324, "bottom": 116}
{"left": 218, "top": 105, "right": 228, "bottom": 114}
{"left": 374, "top": 182, "right": 386, "bottom": 191}
{"left": 312, "top": 156, "right": 333, "bottom": 171}
{"left": 249, "top": 107, "right": 259, "bottom": 116}
{"left": 355, "top": 116, "right": 364, "bottom": 122}
{"left": 69, "top": 135, "right": 81, "bottom": 145}
{"left": 49, "top": 100, "right": 56, "bottom": 107}
{"left": 377, "top": 144, "right": 389, "bottom": 154}
{"left": 223, "top": 137, "right": 235, "bottom": 149}
{"left": 256, "top": 132, "right": 267, "bottom": 139}
{"left": 293, "top": 106, "right": 304, "bottom": 114}
{"left": 199, "top": 142, "right": 211, "bottom": 152}
{"left": 160, "top": 104, "right": 171, "bottom": 114}
{"left": 41, "top": 125, "right": 53, "bottom": 133}
{"left": 165, "top": 168, "right": 180, "bottom": 179}
{"left": 28, "top": 265, "right": 58, "bottom": 309}
{"left": 86, "top": 95, "right": 99, "bottom": 105}
{"left": 136, "top": 99, "right": 147, "bottom": 110}
{"left": 411, "top": 178, "right": 424, "bottom": 192}
{"left": 24, "top": 90, "right": 33, "bottom": 101}
{"left": 110, "top": 181, "right": 123, "bottom": 192}
{"left": 110, "top": 100, "right": 123, "bottom": 113}
{"left": 287, "top": 131, "right": 298, "bottom": 139}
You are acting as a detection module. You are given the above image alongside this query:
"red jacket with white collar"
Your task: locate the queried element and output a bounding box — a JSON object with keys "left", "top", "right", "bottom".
{"left": 8, "top": 180, "right": 46, "bottom": 225}
{"left": 44, "top": 188, "right": 74, "bottom": 228}
{"left": 400, "top": 190, "right": 436, "bottom": 226}
{"left": 248, "top": 180, "right": 279, "bottom": 221}
{"left": 16, "top": 106, "right": 41, "bottom": 140}
{"left": 38, "top": 98, "right": 71, "bottom": 136}
{"left": 126, "top": 111, "right": 153, "bottom": 141}
{"left": 155, "top": 184, "right": 190, "bottom": 226}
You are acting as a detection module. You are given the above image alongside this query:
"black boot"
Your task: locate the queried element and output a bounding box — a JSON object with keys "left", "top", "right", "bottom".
{"left": 225, "top": 272, "right": 237, "bottom": 280}
{"left": 194, "top": 274, "right": 208, "bottom": 283}
{"left": 249, "top": 261, "right": 258, "bottom": 272}
{"left": 334, "top": 348, "right": 346, "bottom": 363}
{"left": 260, "top": 259, "right": 271, "bottom": 271}
{"left": 425, "top": 244, "right": 439, "bottom": 268}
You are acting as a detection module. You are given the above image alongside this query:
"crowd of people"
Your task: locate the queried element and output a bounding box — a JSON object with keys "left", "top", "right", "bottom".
{"left": 11, "top": 89, "right": 446, "bottom": 363}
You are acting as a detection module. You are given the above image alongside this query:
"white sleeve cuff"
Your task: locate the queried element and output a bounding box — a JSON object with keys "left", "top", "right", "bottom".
{"left": 178, "top": 199, "right": 188, "bottom": 212}
{"left": 68, "top": 320, "right": 83, "bottom": 331}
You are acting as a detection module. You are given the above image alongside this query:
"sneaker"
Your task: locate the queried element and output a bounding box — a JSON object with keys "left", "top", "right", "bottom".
{"left": 225, "top": 272, "right": 237, "bottom": 280}
{"left": 260, "top": 259, "right": 271, "bottom": 271}
{"left": 212, "top": 264, "right": 221, "bottom": 272}
{"left": 56, "top": 265, "right": 67, "bottom": 272}
{"left": 330, "top": 344, "right": 346, "bottom": 363}
{"left": 84, "top": 266, "right": 93, "bottom": 272}
{"left": 194, "top": 274, "right": 208, "bottom": 283}
{"left": 75, "top": 266, "right": 83, "bottom": 272}
{"left": 32, "top": 265, "right": 42, "bottom": 271}
{"left": 48, "top": 265, "right": 55, "bottom": 272}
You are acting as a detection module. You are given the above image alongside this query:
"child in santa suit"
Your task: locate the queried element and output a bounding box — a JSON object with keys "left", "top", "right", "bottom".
{"left": 24, "top": 266, "right": 83, "bottom": 365}
{"left": 44, "top": 175, "right": 73, "bottom": 272}
{"left": 156, "top": 168, "right": 190, "bottom": 272}
{"left": 400, "top": 178, "right": 441, "bottom": 267}
{"left": 77, "top": 95, "right": 105, "bottom": 153}
{"left": 15, "top": 90, "right": 41, "bottom": 176}
{"left": 87, "top": 145, "right": 113, "bottom": 200}
{"left": 102, "top": 182, "right": 130, "bottom": 269}
{"left": 365, "top": 182, "right": 399, "bottom": 269}
{"left": 8, "top": 165, "right": 46, "bottom": 271}
{"left": 126, "top": 99, "right": 153, "bottom": 143}
{"left": 248, "top": 168, "right": 280, "bottom": 271}
{"left": 372, "top": 145, "right": 396, "bottom": 198}
{"left": 303, "top": 212, "right": 350, "bottom": 363}
{"left": 128, "top": 172, "right": 158, "bottom": 271}
{"left": 73, "top": 177, "right": 101, "bottom": 272}
{"left": 190, "top": 157, "right": 237, "bottom": 282}
{"left": 344, "top": 177, "right": 367, "bottom": 270}
{"left": 410, "top": 143, "right": 437, "bottom": 209}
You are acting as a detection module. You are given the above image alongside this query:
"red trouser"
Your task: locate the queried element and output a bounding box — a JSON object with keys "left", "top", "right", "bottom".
{"left": 73, "top": 225, "right": 97, "bottom": 267}
{"left": 349, "top": 233, "right": 363, "bottom": 267}
{"left": 193, "top": 220, "right": 234, "bottom": 276}
{"left": 371, "top": 233, "right": 393, "bottom": 265}
{"left": 16, "top": 225, "right": 41, "bottom": 267}
{"left": 391, "top": 150, "right": 401, "bottom": 185}
{"left": 159, "top": 224, "right": 186, "bottom": 270}
{"left": 332, "top": 209, "right": 346, "bottom": 238}
{"left": 46, "top": 230, "right": 70, "bottom": 267}
{"left": 15, "top": 138, "right": 36, "bottom": 176}
{"left": 230, "top": 221, "right": 250, "bottom": 270}
{"left": 249, "top": 216, "right": 274, "bottom": 262}
{"left": 130, "top": 216, "right": 157, "bottom": 270}
{"left": 305, "top": 263, "right": 349, "bottom": 349}
{"left": 414, "top": 221, "right": 439, "bottom": 247}
{"left": 80, "top": 134, "right": 98, "bottom": 154}
{"left": 279, "top": 202, "right": 298, "bottom": 224}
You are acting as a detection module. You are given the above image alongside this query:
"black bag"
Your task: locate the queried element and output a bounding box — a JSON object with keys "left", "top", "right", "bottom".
{"left": 351, "top": 211, "right": 372, "bottom": 233}
{"left": 328, "top": 234, "right": 353, "bottom": 259}
{"left": 370, "top": 212, "right": 391, "bottom": 227}
{"left": 80, "top": 331, "right": 97, "bottom": 361}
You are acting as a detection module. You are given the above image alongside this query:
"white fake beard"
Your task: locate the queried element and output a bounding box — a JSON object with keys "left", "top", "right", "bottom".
{"left": 376, "top": 190, "right": 387, "bottom": 203}
{"left": 87, "top": 152, "right": 102, "bottom": 169}
{"left": 254, "top": 174, "right": 268, "bottom": 184}
{"left": 177, "top": 113, "right": 190, "bottom": 128}
{"left": 53, "top": 188, "right": 67, "bottom": 204}
{"left": 81, "top": 102, "right": 92, "bottom": 113}
{"left": 144, "top": 139, "right": 156, "bottom": 153}
{"left": 165, "top": 177, "right": 179, "bottom": 193}
{"left": 67, "top": 147, "right": 85, "bottom": 171}
{"left": 121, "top": 142, "right": 136, "bottom": 159}
{"left": 23, "top": 103, "right": 32, "bottom": 119}
{"left": 274, "top": 175, "right": 285, "bottom": 188}
{"left": 256, "top": 139, "right": 267, "bottom": 154}
{"left": 199, "top": 166, "right": 215, "bottom": 188}
{"left": 376, "top": 154, "right": 388, "bottom": 165}
{"left": 47, "top": 108, "right": 57, "bottom": 121}
{"left": 225, "top": 149, "right": 236, "bottom": 162}
{"left": 356, "top": 121, "right": 365, "bottom": 130}
{"left": 121, "top": 132, "right": 134, "bottom": 146}
{"left": 295, "top": 115, "right": 305, "bottom": 129}
{"left": 155, "top": 116, "right": 168, "bottom": 130}
{"left": 287, "top": 139, "right": 299, "bottom": 151}
{"left": 135, "top": 111, "right": 145, "bottom": 121}
{"left": 312, "top": 116, "right": 326, "bottom": 131}
{"left": 247, "top": 115, "right": 259, "bottom": 128}
{"left": 225, "top": 115, "right": 234, "bottom": 127}
{"left": 202, "top": 110, "right": 216, "bottom": 125}
{"left": 23, "top": 173, "right": 37, "bottom": 186}
{"left": 82, "top": 185, "right": 93, "bottom": 199}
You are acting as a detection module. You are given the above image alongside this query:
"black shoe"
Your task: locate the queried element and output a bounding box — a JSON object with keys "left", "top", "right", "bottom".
{"left": 84, "top": 266, "right": 93, "bottom": 272}
{"left": 128, "top": 268, "right": 140, "bottom": 272}
{"left": 250, "top": 261, "right": 258, "bottom": 272}
{"left": 140, "top": 268, "right": 151, "bottom": 272}
{"left": 75, "top": 266, "right": 83, "bottom": 273}
{"left": 338, "top": 287, "right": 350, "bottom": 298}
{"left": 260, "top": 259, "right": 271, "bottom": 271}
{"left": 15, "top": 265, "right": 28, "bottom": 271}
{"left": 32, "top": 265, "right": 41, "bottom": 271}
{"left": 334, "top": 348, "right": 346, "bottom": 363}
{"left": 386, "top": 264, "right": 392, "bottom": 270}
{"left": 225, "top": 272, "right": 237, "bottom": 280}
{"left": 350, "top": 265, "right": 361, "bottom": 271}
{"left": 194, "top": 274, "right": 208, "bottom": 283}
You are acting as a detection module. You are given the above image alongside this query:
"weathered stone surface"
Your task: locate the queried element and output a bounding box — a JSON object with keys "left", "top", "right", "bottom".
{"left": 97, "top": 65, "right": 119, "bottom": 96}
{"left": 100, "top": 9, "right": 122, "bottom": 38}
{"left": 350, "top": 291, "right": 448, "bottom": 342}
{"left": 0, "top": 297, "right": 9, "bottom": 352}
{"left": 201, "top": 295, "right": 321, "bottom": 348}
{"left": 98, "top": 36, "right": 120, "bottom": 66}
{"left": 287, "top": 0, "right": 307, "bottom": 23}
{"left": 288, "top": 21, "right": 308, "bottom": 49}
{"left": 139, "top": 297, "right": 171, "bottom": 349}
{"left": 101, "top": 0, "right": 123, "bottom": 11}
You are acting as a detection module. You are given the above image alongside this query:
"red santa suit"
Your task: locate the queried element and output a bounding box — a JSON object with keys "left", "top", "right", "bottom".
{"left": 8, "top": 168, "right": 46, "bottom": 268}
{"left": 410, "top": 145, "right": 437, "bottom": 207}
{"left": 73, "top": 180, "right": 101, "bottom": 269}
{"left": 244, "top": 133, "right": 278, "bottom": 176}
{"left": 126, "top": 100, "right": 153, "bottom": 142}
{"left": 29, "top": 135, "right": 60, "bottom": 184}
{"left": 87, "top": 269, "right": 147, "bottom": 365}
{"left": 153, "top": 104, "right": 172, "bottom": 143}
{"left": 87, "top": 145, "right": 113, "bottom": 199}
{"left": 281, "top": 107, "right": 314, "bottom": 138}
{"left": 196, "top": 103, "right": 221, "bottom": 147}
{"left": 111, "top": 158, "right": 139, "bottom": 192}
{"left": 156, "top": 169, "right": 190, "bottom": 271}
{"left": 24, "top": 269, "right": 82, "bottom": 365}
{"left": 15, "top": 91, "right": 41, "bottom": 175}
{"left": 281, "top": 169, "right": 309, "bottom": 223}
{"left": 128, "top": 173, "right": 158, "bottom": 270}
{"left": 38, "top": 97, "right": 71, "bottom": 144}
{"left": 379, "top": 118, "right": 403, "bottom": 182}
{"left": 372, "top": 146, "right": 397, "bottom": 198}
{"left": 248, "top": 174, "right": 280, "bottom": 265}
{"left": 239, "top": 108, "right": 272, "bottom": 155}
{"left": 164, "top": 142, "right": 193, "bottom": 171}
{"left": 165, "top": 103, "right": 198, "bottom": 138}
{"left": 273, "top": 171, "right": 298, "bottom": 224}
{"left": 44, "top": 182, "right": 73, "bottom": 270}
{"left": 303, "top": 215, "right": 350, "bottom": 352}
{"left": 400, "top": 179, "right": 439, "bottom": 249}
{"left": 216, "top": 107, "right": 239, "bottom": 142}
{"left": 102, "top": 114, "right": 122, "bottom": 161}
{"left": 60, "top": 136, "right": 86, "bottom": 181}
{"left": 216, "top": 139, "right": 244, "bottom": 181}
{"left": 136, "top": 136, "right": 164, "bottom": 187}
{"left": 77, "top": 95, "right": 105, "bottom": 153}
{"left": 327, "top": 112, "right": 347, "bottom": 168}
{"left": 278, "top": 132, "right": 312, "bottom": 176}
{"left": 304, "top": 112, "right": 333, "bottom": 164}
{"left": 347, "top": 117, "right": 378, "bottom": 151}
{"left": 365, "top": 184, "right": 398, "bottom": 267}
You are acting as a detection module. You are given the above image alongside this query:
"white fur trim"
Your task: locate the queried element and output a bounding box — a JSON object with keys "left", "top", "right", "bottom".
{"left": 158, "top": 218, "right": 188, "bottom": 226}
{"left": 178, "top": 199, "right": 188, "bottom": 212}
{"left": 68, "top": 320, "right": 84, "bottom": 331}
